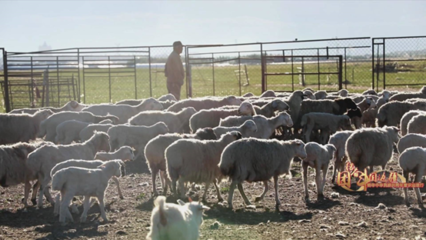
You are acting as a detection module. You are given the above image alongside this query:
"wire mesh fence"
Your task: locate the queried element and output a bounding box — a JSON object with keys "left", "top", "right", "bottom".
{"left": 1, "top": 36, "right": 426, "bottom": 112}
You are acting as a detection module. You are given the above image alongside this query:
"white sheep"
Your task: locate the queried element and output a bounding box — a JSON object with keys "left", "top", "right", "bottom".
{"left": 107, "top": 122, "right": 169, "bottom": 160}
{"left": 144, "top": 128, "right": 217, "bottom": 196}
{"left": 158, "top": 93, "right": 177, "bottom": 102}
{"left": 253, "top": 99, "right": 289, "bottom": 118}
{"left": 38, "top": 111, "right": 118, "bottom": 143}
{"left": 397, "top": 133, "right": 426, "bottom": 154}
{"left": 376, "top": 100, "right": 426, "bottom": 127}
{"left": 166, "top": 131, "right": 242, "bottom": 202}
{"left": 219, "top": 138, "right": 307, "bottom": 209}
{"left": 407, "top": 114, "right": 426, "bottom": 135}
{"left": 83, "top": 97, "right": 163, "bottom": 123}
{"left": 129, "top": 107, "right": 196, "bottom": 133}
{"left": 328, "top": 130, "right": 354, "bottom": 183}
{"left": 0, "top": 142, "right": 48, "bottom": 207}
{"left": 389, "top": 86, "right": 426, "bottom": 102}
{"left": 301, "top": 113, "right": 352, "bottom": 144}
{"left": 146, "top": 196, "right": 209, "bottom": 240}
{"left": 314, "top": 90, "right": 328, "bottom": 100}
{"left": 26, "top": 132, "right": 111, "bottom": 208}
{"left": 345, "top": 126, "right": 400, "bottom": 173}
{"left": 213, "top": 120, "right": 257, "bottom": 138}
{"left": 219, "top": 111, "right": 293, "bottom": 139}
{"left": 50, "top": 159, "right": 126, "bottom": 216}
{"left": 95, "top": 146, "right": 135, "bottom": 161}
{"left": 79, "top": 123, "right": 114, "bottom": 142}
{"left": 9, "top": 100, "right": 86, "bottom": 114}
{"left": 398, "top": 147, "right": 426, "bottom": 208}
{"left": 167, "top": 96, "right": 242, "bottom": 112}
{"left": 302, "top": 142, "right": 336, "bottom": 201}
{"left": 400, "top": 110, "right": 426, "bottom": 136}
{"left": 0, "top": 109, "right": 54, "bottom": 144}
{"left": 51, "top": 160, "right": 125, "bottom": 224}
{"left": 55, "top": 120, "right": 90, "bottom": 144}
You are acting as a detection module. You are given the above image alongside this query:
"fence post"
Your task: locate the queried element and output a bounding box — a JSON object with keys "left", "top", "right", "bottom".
{"left": 2, "top": 49, "right": 11, "bottom": 112}
{"left": 77, "top": 49, "right": 81, "bottom": 102}
{"left": 238, "top": 52, "right": 241, "bottom": 96}
{"left": 260, "top": 43, "right": 265, "bottom": 93}
{"left": 383, "top": 38, "right": 386, "bottom": 90}
{"left": 108, "top": 56, "right": 111, "bottom": 102}
{"left": 134, "top": 55, "right": 137, "bottom": 99}
{"left": 185, "top": 46, "right": 192, "bottom": 98}
{"left": 338, "top": 55, "right": 343, "bottom": 90}
{"left": 212, "top": 53, "right": 215, "bottom": 96}
{"left": 148, "top": 47, "right": 152, "bottom": 97}
{"left": 371, "top": 38, "right": 375, "bottom": 91}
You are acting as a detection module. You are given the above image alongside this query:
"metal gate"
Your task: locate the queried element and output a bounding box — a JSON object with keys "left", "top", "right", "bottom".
{"left": 261, "top": 54, "right": 343, "bottom": 92}
{"left": 372, "top": 36, "right": 426, "bottom": 91}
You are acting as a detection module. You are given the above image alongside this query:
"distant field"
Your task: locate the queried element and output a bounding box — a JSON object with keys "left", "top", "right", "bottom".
{"left": 0, "top": 59, "right": 425, "bottom": 112}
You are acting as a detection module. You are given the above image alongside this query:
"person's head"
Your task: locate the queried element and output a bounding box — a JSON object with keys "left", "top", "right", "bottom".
{"left": 173, "top": 41, "right": 183, "bottom": 54}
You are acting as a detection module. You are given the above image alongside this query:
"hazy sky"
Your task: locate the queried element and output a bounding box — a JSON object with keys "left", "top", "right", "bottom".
{"left": 1, "top": 1, "right": 425, "bottom": 52}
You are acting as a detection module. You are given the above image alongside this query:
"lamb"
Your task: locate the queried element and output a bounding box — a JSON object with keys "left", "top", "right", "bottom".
{"left": 0, "top": 142, "right": 49, "bottom": 207}
{"left": 165, "top": 131, "right": 242, "bottom": 201}
{"left": 294, "top": 98, "right": 357, "bottom": 133}
{"left": 129, "top": 107, "right": 197, "bottom": 133}
{"left": 107, "top": 122, "right": 169, "bottom": 160}
{"left": 376, "top": 100, "right": 426, "bottom": 127}
{"left": 337, "top": 89, "right": 349, "bottom": 97}
{"left": 166, "top": 96, "right": 242, "bottom": 112}
{"left": 345, "top": 126, "right": 400, "bottom": 173}
{"left": 219, "top": 138, "right": 306, "bottom": 209}
{"left": 9, "top": 100, "right": 86, "bottom": 114}
{"left": 302, "top": 142, "right": 336, "bottom": 201}
{"left": 79, "top": 123, "right": 114, "bottom": 142}
{"left": 158, "top": 93, "right": 178, "bottom": 102}
{"left": 300, "top": 113, "right": 352, "bottom": 144}
{"left": 328, "top": 131, "right": 354, "bottom": 183}
{"left": 303, "top": 90, "right": 315, "bottom": 100}
{"left": 38, "top": 111, "right": 119, "bottom": 143}
{"left": 260, "top": 90, "right": 276, "bottom": 98}
{"left": 189, "top": 105, "right": 254, "bottom": 133}
{"left": 144, "top": 128, "right": 217, "bottom": 196}
{"left": 146, "top": 196, "right": 209, "bottom": 240}
{"left": 389, "top": 86, "right": 426, "bottom": 102}
{"left": 362, "top": 89, "right": 377, "bottom": 95}
{"left": 397, "top": 133, "right": 426, "bottom": 154}
{"left": 213, "top": 120, "right": 257, "bottom": 138}
{"left": 83, "top": 97, "right": 164, "bottom": 123}
{"left": 219, "top": 111, "right": 293, "bottom": 139}
{"left": 51, "top": 159, "right": 126, "bottom": 217}
{"left": 95, "top": 146, "right": 135, "bottom": 161}
{"left": 346, "top": 107, "right": 363, "bottom": 129}
{"left": 407, "top": 114, "right": 426, "bottom": 135}
{"left": 361, "top": 94, "right": 390, "bottom": 127}
{"left": 56, "top": 119, "right": 112, "bottom": 144}
{"left": 253, "top": 99, "right": 289, "bottom": 118}
{"left": 314, "top": 90, "right": 328, "bottom": 100}
{"left": 398, "top": 147, "right": 426, "bottom": 208}
{"left": 400, "top": 110, "right": 426, "bottom": 136}
{"left": 242, "top": 92, "right": 254, "bottom": 97}
{"left": 0, "top": 109, "right": 54, "bottom": 144}
{"left": 51, "top": 160, "right": 125, "bottom": 224}
{"left": 283, "top": 91, "right": 305, "bottom": 127}
{"left": 26, "top": 132, "right": 111, "bottom": 208}
{"left": 159, "top": 100, "right": 176, "bottom": 109}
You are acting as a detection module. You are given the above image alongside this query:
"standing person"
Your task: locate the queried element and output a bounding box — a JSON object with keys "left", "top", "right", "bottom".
{"left": 165, "top": 41, "right": 185, "bottom": 100}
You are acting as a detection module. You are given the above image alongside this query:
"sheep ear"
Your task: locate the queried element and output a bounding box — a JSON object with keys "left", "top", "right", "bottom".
{"left": 188, "top": 197, "right": 193, "bottom": 202}
{"left": 177, "top": 199, "right": 186, "bottom": 206}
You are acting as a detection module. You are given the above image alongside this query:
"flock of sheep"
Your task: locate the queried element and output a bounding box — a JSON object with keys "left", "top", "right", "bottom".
{"left": 1, "top": 86, "right": 426, "bottom": 240}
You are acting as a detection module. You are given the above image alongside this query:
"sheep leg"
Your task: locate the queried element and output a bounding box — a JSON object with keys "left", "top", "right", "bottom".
{"left": 202, "top": 181, "right": 210, "bottom": 202}
{"left": 37, "top": 177, "right": 47, "bottom": 208}
{"left": 273, "top": 175, "right": 280, "bottom": 210}
{"left": 112, "top": 176, "right": 124, "bottom": 199}
{"left": 54, "top": 193, "right": 61, "bottom": 217}
{"left": 97, "top": 195, "right": 108, "bottom": 222}
{"left": 178, "top": 179, "right": 186, "bottom": 199}
{"left": 254, "top": 180, "right": 268, "bottom": 202}
{"left": 414, "top": 172, "right": 424, "bottom": 208}
{"left": 31, "top": 181, "right": 40, "bottom": 205}
{"left": 79, "top": 196, "right": 91, "bottom": 223}
{"left": 60, "top": 193, "right": 74, "bottom": 224}
{"left": 164, "top": 174, "right": 171, "bottom": 195}
{"left": 213, "top": 180, "right": 223, "bottom": 202}
{"left": 23, "top": 181, "right": 31, "bottom": 207}
{"left": 317, "top": 165, "right": 328, "bottom": 199}
{"left": 228, "top": 181, "right": 237, "bottom": 209}
{"left": 237, "top": 183, "right": 252, "bottom": 206}
{"left": 151, "top": 169, "right": 159, "bottom": 196}
{"left": 303, "top": 123, "right": 314, "bottom": 143}
{"left": 302, "top": 161, "right": 309, "bottom": 201}
{"left": 402, "top": 170, "right": 410, "bottom": 207}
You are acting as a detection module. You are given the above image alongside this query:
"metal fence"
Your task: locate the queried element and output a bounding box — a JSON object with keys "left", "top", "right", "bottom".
{"left": 1, "top": 35, "right": 426, "bottom": 112}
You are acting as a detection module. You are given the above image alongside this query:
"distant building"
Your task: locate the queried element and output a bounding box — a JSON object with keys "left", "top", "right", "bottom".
{"left": 39, "top": 42, "right": 52, "bottom": 51}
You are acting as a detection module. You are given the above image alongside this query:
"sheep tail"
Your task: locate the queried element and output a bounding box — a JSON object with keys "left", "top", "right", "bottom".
{"left": 154, "top": 196, "right": 167, "bottom": 226}
{"left": 51, "top": 172, "right": 66, "bottom": 191}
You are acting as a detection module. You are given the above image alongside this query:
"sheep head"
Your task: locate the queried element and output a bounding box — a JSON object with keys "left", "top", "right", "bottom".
{"left": 289, "top": 139, "right": 307, "bottom": 159}
{"left": 194, "top": 127, "right": 217, "bottom": 140}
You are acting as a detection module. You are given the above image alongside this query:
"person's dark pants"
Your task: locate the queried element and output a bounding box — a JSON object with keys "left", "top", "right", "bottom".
{"left": 167, "top": 82, "right": 182, "bottom": 101}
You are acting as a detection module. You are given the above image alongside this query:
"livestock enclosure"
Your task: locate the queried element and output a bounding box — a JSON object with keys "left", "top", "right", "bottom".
{"left": 1, "top": 35, "right": 426, "bottom": 112}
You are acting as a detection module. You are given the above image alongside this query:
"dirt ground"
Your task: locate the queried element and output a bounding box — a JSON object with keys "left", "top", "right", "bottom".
{"left": 1, "top": 154, "right": 426, "bottom": 240}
